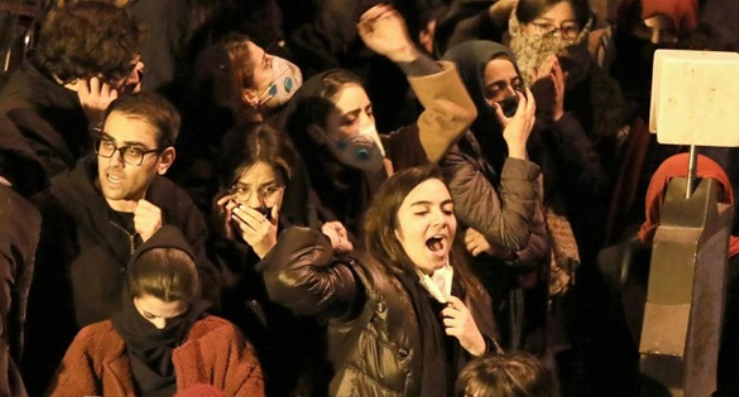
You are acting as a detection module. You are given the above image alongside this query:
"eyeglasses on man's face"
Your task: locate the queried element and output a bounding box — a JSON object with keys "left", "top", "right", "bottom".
{"left": 94, "top": 135, "right": 162, "bottom": 166}
{"left": 228, "top": 183, "right": 285, "bottom": 205}
{"left": 530, "top": 21, "right": 581, "bottom": 40}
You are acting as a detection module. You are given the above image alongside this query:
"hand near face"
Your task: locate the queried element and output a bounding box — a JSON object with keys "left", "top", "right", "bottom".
{"left": 75, "top": 77, "right": 119, "bottom": 128}
{"left": 442, "top": 295, "right": 486, "bottom": 357}
{"left": 494, "top": 87, "right": 536, "bottom": 160}
{"left": 358, "top": 4, "right": 417, "bottom": 63}
{"left": 531, "top": 55, "right": 568, "bottom": 122}
{"left": 322, "top": 221, "right": 354, "bottom": 254}
{"left": 231, "top": 204, "right": 280, "bottom": 259}
{"left": 215, "top": 194, "right": 238, "bottom": 241}
{"left": 132, "top": 199, "right": 163, "bottom": 242}
{"left": 551, "top": 59, "right": 568, "bottom": 121}
{"left": 464, "top": 228, "right": 493, "bottom": 257}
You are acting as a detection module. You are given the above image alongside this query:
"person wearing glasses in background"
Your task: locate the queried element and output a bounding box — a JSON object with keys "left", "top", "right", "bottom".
{"left": 210, "top": 122, "right": 334, "bottom": 397}
{"left": 507, "top": 0, "right": 626, "bottom": 264}
{"left": 25, "top": 92, "right": 220, "bottom": 396}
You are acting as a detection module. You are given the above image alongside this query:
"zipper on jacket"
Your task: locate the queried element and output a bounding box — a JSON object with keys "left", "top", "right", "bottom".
{"left": 108, "top": 220, "right": 140, "bottom": 256}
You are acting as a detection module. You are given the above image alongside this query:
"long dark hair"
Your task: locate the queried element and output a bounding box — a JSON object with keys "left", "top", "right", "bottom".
{"left": 363, "top": 164, "right": 482, "bottom": 297}
{"left": 218, "top": 122, "right": 299, "bottom": 188}
{"left": 516, "top": 0, "right": 592, "bottom": 28}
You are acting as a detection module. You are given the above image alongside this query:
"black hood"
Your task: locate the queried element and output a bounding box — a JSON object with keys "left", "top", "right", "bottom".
{"left": 443, "top": 40, "right": 524, "bottom": 170}
{"left": 128, "top": 225, "right": 198, "bottom": 270}
{"left": 443, "top": 40, "right": 524, "bottom": 136}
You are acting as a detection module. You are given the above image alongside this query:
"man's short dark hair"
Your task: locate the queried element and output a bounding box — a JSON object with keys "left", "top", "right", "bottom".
{"left": 34, "top": 1, "right": 146, "bottom": 85}
{"left": 105, "top": 92, "right": 181, "bottom": 148}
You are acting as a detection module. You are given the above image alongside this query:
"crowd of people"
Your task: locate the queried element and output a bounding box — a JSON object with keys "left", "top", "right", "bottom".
{"left": 0, "top": 0, "right": 738, "bottom": 396}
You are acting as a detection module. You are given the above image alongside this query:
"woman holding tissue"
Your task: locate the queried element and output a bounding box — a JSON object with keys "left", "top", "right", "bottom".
{"left": 260, "top": 165, "right": 499, "bottom": 397}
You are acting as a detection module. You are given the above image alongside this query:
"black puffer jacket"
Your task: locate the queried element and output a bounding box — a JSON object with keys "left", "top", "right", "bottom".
{"left": 259, "top": 227, "right": 498, "bottom": 397}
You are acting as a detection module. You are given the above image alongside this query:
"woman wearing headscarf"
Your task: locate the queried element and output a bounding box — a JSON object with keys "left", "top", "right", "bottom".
{"left": 47, "top": 226, "right": 265, "bottom": 397}
{"left": 282, "top": 4, "right": 478, "bottom": 240}
{"left": 440, "top": 40, "right": 546, "bottom": 351}
{"left": 443, "top": 39, "right": 608, "bottom": 353}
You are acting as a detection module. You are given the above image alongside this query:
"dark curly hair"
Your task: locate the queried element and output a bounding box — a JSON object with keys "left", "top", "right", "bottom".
{"left": 34, "top": 1, "right": 146, "bottom": 85}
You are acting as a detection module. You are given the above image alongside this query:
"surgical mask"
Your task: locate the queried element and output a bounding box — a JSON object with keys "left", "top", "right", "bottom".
{"left": 418, "top": 263, "right": 454, "bottom": 304}
{"left": 258, "top": 56, "right": 303, "bottom": 107}
{"left": 323, "top": 123, "right": 386, "bottom": 172}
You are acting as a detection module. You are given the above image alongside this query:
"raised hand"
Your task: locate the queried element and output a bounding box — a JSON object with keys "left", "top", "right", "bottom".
{"left": 551, "top": 59, "right": 568, "bottom": 121}
{"left": 442, "top": 295, "right": 486, "bottom": 357}
{"left": 75, "top": 77, "right": 119, "bottom": 128}
{"left": 531, "top": 55, "right": 568, "bottom": 122}
{"left": 215, "top": 194, "right": 238, "bottom": 241}
{"left": 464, "top": 228, "right": 493, "bottom": 257}
{"left": 133, "top": 199, "right": 163, "bottom": 242}
{"left": 322, "top": 221, "right": 354, "bottom": 254}
{"left": 357, "top": 4, "right": 417, "bottom": 63}
{"left": 494, "top": 87, "right": 536, "bottom": 160}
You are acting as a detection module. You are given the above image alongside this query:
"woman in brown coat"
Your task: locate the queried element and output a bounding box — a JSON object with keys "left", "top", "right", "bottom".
{"left": 46, "top": 226, "right": 264, "bottom": 397}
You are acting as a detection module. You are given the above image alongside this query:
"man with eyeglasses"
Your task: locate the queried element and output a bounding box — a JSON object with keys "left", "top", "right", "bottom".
{"left": 24, "top": 92, "right": 220, "bottom": 395}
{"left": 0, "top": 1, "right": 146, "bottom": 185}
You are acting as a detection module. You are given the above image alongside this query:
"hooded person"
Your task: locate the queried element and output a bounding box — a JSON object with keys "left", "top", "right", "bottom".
{"left": 441, "top": 40, "right": 552, "bottom": 351}
{"left": 47, "top": 225, "right": 265, "bottom": 397}
{"left": 281, "top": 4, "right": 477, "bottom": 240}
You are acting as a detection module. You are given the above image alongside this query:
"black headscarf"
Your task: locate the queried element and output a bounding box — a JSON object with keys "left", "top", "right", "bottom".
{"left": 442, "top": 40, "right": 525, "bottom": 173}
{"left": 111, "top": 226, "right": 211, "bottom": 397}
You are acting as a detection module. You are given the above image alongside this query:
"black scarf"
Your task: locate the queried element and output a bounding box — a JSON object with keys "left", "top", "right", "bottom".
{"left": 397, "top": 273, "right": 462, "bottom": 397}
{"left": 111, "top": 286, "right": 211, "bottom": 396}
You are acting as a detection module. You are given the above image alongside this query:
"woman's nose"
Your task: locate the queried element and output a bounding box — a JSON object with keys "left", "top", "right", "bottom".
{"left": 431, "top": 209, "right": 446, "bottom": 226}
{"left": 152, "top": 318, "right": 166, "bottom": 329}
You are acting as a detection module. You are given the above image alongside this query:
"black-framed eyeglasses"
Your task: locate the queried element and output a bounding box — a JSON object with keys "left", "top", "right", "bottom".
{"left": 93, "top": 136, "right": 162, "bottom": 166}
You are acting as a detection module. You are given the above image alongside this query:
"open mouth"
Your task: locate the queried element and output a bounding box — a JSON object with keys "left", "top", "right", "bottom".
{"left": 426, "top": 235, "right": 446, "bottom": 253}
{"left": 106, "top": 172, "right": 124, "bottom": 186}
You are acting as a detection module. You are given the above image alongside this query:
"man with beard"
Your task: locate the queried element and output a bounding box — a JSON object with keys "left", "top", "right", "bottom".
{"left": 24, "top": 92, "right": 220, "bottom": 396}
{"left": 0, "top": 1, "right": 146, "bottom": 181}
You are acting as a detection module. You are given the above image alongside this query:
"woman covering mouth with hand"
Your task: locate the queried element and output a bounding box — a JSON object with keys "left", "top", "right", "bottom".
{"left": 259, "top": 165, "right": 499, "bottom": 397}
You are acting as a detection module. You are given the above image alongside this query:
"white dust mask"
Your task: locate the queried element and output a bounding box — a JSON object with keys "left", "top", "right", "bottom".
{"left": 258, "top": 56, "right": 303, "bottom": 107}
{"left": 326, "top": 123, "right": 386, "bottom": 172}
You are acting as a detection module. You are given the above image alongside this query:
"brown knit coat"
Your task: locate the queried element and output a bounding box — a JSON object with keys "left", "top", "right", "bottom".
{"left": 47, "top": 316, "right": 265, "bottom": 397}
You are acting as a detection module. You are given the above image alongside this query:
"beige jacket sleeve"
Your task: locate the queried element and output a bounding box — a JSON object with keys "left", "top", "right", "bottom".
{"left": 409, "top": 61, "right": 478, "bottom": 163}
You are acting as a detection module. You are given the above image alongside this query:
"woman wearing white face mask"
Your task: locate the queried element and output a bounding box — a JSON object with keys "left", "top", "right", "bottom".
{"left": 282, "top": 4, "right": 477, "bottom": 240}
{"left": 259, "top": 165, "right": 500, "bottom": 397}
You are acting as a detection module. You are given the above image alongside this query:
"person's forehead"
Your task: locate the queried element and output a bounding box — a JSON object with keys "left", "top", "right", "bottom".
{"left": 484, "top": 57, "right": 519, "bottom": 82}
{"left": 237, "top": 161, "right": 278, "bottom": 184}
{"left": 401, "top": 178, "right": 451, "bottom": 208}
{"left": 537, "top": 1, "right": 576, "bottom": 21}
{"left": 103, "top": 111, "right": 158, "bottom": 146}
{"left": 333, "top": 84, "right": 370, "bottom": 113}
{"left": 247, "top": 41, "right": 265, "bottom": 62}
{"left": 137, "top": 295, "right": 186, "bottom": 316}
